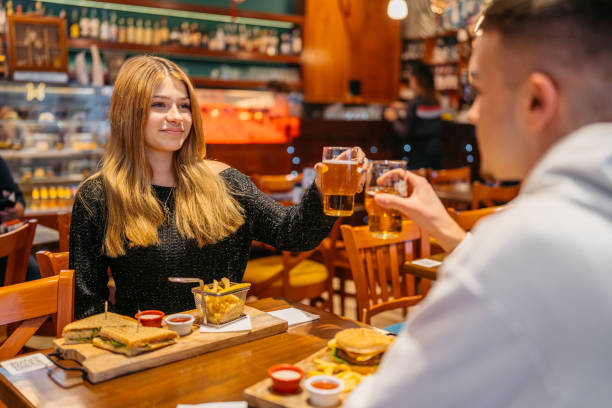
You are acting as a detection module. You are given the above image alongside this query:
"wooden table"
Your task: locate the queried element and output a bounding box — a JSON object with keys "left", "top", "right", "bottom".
{"left": 0, "top": 298, "right": 364, "bottom": 408}
{"left": 403, "top": 252, "right": 449, "bottom": 281}
{"left": 32, "top": 224, "right": 59, "bottom": 249}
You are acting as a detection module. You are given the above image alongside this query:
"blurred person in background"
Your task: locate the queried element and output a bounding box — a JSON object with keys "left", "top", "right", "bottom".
{"left": 384, "top": 61, "right": 443, "bottom": 170}
{"left": 348, "top": 0, "right": 612, "bottom": 406}
{"left": 0, "top": 156, "right": 40, "bottom": 284}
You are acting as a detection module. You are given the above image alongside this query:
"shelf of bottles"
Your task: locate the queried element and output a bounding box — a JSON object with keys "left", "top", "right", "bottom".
{"left": 0, "top": 0, "right": 304, "bottom": 88}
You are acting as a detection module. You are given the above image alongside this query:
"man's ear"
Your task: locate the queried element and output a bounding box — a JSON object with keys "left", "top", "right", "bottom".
{"left": 523, "top": 72, "right": 559, "bottom": 135}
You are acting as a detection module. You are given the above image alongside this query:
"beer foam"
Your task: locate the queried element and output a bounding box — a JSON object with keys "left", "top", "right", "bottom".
{"left": 322, "top": 159, "right": 357, "bottom": 165}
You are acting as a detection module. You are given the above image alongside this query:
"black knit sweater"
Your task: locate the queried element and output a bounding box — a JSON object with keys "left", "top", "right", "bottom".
{"left": 69, "top": 168, "right": 336, "bottom": 319}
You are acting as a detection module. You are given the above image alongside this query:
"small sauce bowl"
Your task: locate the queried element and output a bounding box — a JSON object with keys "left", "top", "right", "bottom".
{"left": 268, "top": 364, "right": 304, "bottom": 394}
{"left": 134, "top": 310, "right": 164, "bottom": 327}
{"left": 304, "top": 375, "right": 344, "bottom": 407}
{"left": 164, "top": 313, "right": 194, "bottom": 336}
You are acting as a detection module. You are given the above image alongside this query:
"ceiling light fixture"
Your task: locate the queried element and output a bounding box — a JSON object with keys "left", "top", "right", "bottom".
{"left": 387, "top": 0, "right": 408, "bottom": 20}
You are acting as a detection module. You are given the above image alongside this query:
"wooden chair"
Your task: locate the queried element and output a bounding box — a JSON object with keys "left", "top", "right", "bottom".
{"left": 252, "top": 173, "right": 303, "bottom": 194}
{"left": 340, "top": 220, "right": 431, "bottom": 324}
{"left": 0, "top": 219, "right": 37, "bottom": 286}
{"left": 252, "top": 173, "right": 302, "bottom": 206}
{"left": 35, "top": 250, "right": 69, "bottom": 279}
{"left": 36, "top": 250, "right": 116, "bottom": 305}
{"left": 57, "top": 211, "right": 71, "bottom": 252}
{"left": 0, "top": 270, "right": 74, "bottom": 361}
{"left": 243, "top": 233, "right": 335, "bottom": 313}
{"left": 427, "top": 166, "right": 471, "bottom": 185}
{"left": 447, "top": 205, "right": 508, "bottom": 231}
{"left": 471, "top": 181, "right": 520, "bottom": 209}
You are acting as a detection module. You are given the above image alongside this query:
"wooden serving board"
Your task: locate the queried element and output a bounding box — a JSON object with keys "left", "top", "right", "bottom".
{"left": 53, "top": 306, "right": 287, "bottom": 384}
{"left": 244, "top": 347, "right": 373, "bottom": 408}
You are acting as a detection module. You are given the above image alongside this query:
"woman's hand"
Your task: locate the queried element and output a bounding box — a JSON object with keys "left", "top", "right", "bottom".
{"left": 313, "top": 146, "right": 368, "bottom": 195}
{"left": 374, "top": 169, "right": 466, "bottom": 252}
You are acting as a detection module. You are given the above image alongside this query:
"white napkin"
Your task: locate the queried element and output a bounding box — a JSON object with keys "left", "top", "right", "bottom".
{"left": 268, "top": 307, "right": 320, "bottom": 326}
{"left": 199, "top": 316, "right": 252, "bottom": 333}
{"left": 411, "top": 258, "right": 443, "bottom": 268}
{"left": 0, "top": 353, "right": 54, "bottom": 376}
{"left": 177, "top": 403, "right": 247, "bottom": 408}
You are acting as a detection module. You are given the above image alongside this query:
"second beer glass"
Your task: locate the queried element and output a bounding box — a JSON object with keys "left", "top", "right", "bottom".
{"left": 321, "top": 146, "right": 361, "bottom": 216}
{"left": 365, "top": 160, "right": 407, "bottom": 239}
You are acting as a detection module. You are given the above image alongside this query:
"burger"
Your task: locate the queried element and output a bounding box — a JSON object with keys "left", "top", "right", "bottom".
{"left": 328, "top": 328, "right": 393, "bottom": 372}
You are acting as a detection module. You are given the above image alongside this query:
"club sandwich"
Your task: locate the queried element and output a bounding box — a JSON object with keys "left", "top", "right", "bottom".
{"left": 92, "top": 325, "right": 179, "bottom": 356}
{"left": 62, "top": 312, "right": 137, "bottom": 344}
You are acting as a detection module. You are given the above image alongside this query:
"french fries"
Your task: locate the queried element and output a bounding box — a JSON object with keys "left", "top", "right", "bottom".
{"left": 307, "top": 358, "right": 365, "bottom": 392}
{"left": 203, "top": 279, "right": 251, "bottom": 324}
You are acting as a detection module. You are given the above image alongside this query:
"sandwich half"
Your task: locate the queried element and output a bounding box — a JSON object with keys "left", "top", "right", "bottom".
{"left": 62, "top": 312, "right": 137, "bottom": 344}
{"left": 92, "top": 325, "right": 179, "bottom": 356}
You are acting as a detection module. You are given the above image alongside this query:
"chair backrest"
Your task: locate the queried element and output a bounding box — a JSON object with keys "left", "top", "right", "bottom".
{"left": 427, "top": 166, "right": 471, "bottom": 185}
{"left": 471, "top": 181, "right": 520, "bottom": 209}
{"left": 0, "top": 270, "right": 74, "bottom": 361}
{"left": 35, "top": 250, "right": 70, "bottom": 279}
{"left": 57, "top": 211, "right": 71, "bottom": 252}
{"left": 447, "top": 205, "right": 508, "bottom": 231}
{"left": 340, "top": 220, "right": 431, "bottom": 324}
{"left": 0, "top": 219, "right": 37, "bottom": 286}
{"left": 251, "top": 173, "right": 303, "bottom": 194}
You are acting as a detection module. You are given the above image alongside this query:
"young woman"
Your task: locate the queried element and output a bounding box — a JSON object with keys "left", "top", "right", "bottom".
{"left": 69, "top": 56, "right": 361, "bottom": 319}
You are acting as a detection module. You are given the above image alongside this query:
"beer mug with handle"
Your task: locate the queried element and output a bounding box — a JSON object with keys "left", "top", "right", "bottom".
{"left": 321, "top": 146, "right": 362, "bottom": 216}
{"left": 365, "top": 160, "right": 408, "bottom": 239}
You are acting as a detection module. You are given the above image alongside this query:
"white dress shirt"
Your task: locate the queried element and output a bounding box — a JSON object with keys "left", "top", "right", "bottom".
{"left": 346, "top": 123, "right": 612, "bottom": 407}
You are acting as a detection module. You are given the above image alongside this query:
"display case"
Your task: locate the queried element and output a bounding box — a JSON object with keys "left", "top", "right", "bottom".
{"left": 0, "top": 82, "right": 110, "bottom": 204}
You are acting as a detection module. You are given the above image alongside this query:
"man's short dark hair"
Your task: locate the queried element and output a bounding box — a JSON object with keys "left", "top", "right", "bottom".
{"left": 482, "top": 0, "right": 611, "bottom": 57}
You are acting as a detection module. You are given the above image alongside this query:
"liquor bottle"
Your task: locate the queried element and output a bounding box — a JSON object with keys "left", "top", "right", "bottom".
{"left": 244, "top": 27, "right": 254, "bottom": 52}
{"left": 117, "top": 17, "right": 126, "bottom": 43}
{"left": 15, "top": 3, "right": 20, "bottom": 15}
{"left": 169, "top": 24, "right": 180, "bottom": 46}
{"left": 238, "top": 24, "right": 247, "bottom": 51}
{"left": 200, "top": 27, "right": 209, "bottom": 49}
{"left": 280, "top": 32, "right": 291, "bottom": 55}
{"left": 144, "top": 19, "right": 153, "bottom": 45}
{"left": 152, "top": 21, "right": 161, "bottom": 45}
{"left": 99, "top": 10, "right": 110, "bottom": 41}
{"left": 79, "top": 7, "right": 89, "bottom": 38}
{"left": 134, "top": 18, "right": 143, "bottom": 44}
{"left": 291, "top": 28, "right": 302, "bottom": 54}
{"left": 34, "top": 0, "right": 43, "bottom": 14}
{"left": 0, "top": 0, "right": 7, "bottom": 35}
{"left": 267, "top": 29, "right": 278, "bottom": 56}
{"left": 89, "top": 8, "right": 99, "bottom": 39}
{"left": 126, "top": 17, "right": 135, "bottom": 43}
{"left": 5, "top": 0, "right": 12, "bottom": 18}
{"left": 189, "top": 22, "right": 200, "bottom": 47}
{"left": 214, "top": 25, "right": 225, "bottom": 51}
{"left": 69, "top": 8, "right": 79, "bottom": 38}
{"left": 160, "top": 17, "right": 169, "bottom": 45}
{"left": 179, "top": 21, "right": 190, "bottom": 47}
{"left": 109, "top": 12, "right": 118, "bottom": 42}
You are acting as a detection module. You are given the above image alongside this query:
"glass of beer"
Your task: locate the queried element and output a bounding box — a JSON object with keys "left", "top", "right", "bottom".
{"left": 321, "top": 146, "right": 362, "bottom": 216}
{"left": 365, "top": 160, "right": 407, "bottom": 239}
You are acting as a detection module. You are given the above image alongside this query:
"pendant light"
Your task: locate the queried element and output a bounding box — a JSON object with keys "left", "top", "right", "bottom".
{"left": 387, "top": 0, "right": 408, "bottom": 20}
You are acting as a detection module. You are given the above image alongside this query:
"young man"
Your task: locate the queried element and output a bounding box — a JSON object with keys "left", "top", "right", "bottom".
{"left": 346, "top": 0, "right": 612, "bottom": 406}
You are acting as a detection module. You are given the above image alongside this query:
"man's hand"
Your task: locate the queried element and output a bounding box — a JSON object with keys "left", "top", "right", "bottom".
{"left": 374, "top": 169, "right": 467, "bottom": 252}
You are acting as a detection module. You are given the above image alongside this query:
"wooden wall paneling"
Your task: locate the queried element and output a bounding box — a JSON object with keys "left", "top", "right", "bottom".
{"left": 304, "top": 0, "right": 400, "bottom": 103}
{"left": 347, "top": 0, "right": 400, "bottom": 102}
{"left": 303, "top": 0, "right": 351, "bottom": 102}
{"left": 206, "top": 144, "right": 293, "bottom": 176}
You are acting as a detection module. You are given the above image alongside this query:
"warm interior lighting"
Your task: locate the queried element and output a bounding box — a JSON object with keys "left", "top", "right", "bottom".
{"left": 387, "top": 0, "right": 408, "bottom": 20}
{"left": 253, "top": 111, "right": 264, "bottom": 121}
{"left": 238, "top": 111, "right": 251, "bottom": 121}
{"left": 210, "top": 109, "right": 220, "bottom": 118}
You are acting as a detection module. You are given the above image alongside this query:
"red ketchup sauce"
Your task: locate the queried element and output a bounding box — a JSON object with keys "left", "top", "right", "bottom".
{"left": 311, "top": 381, "right": 339, "bottom": 390}
{"left": 169, "top": 317, "right": 192, "bottom": 323}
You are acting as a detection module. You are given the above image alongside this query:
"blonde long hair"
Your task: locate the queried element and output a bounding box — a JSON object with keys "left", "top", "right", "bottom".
{"left": 97, "top": 55, "right": 244, "bottom": 257}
